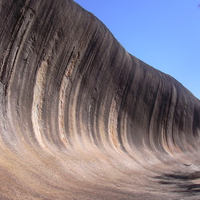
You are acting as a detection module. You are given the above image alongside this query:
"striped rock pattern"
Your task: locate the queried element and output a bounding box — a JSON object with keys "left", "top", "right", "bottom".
{"left": 0, "top": 0, "right": 200, "bottom": 199}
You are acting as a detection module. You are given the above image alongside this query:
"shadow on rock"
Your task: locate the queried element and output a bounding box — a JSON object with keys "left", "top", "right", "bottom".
{"left": 154, "top": 171, "right": 200, "bottom": 196}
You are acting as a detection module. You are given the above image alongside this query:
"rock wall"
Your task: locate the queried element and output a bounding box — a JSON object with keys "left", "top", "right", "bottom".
{"left": 0, "top": 0, "right": 200, "bottom": 199}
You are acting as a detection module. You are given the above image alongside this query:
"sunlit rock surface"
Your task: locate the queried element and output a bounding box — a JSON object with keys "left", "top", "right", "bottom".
{"left": 0, "top": 0, "right": 200, "bottom": 199}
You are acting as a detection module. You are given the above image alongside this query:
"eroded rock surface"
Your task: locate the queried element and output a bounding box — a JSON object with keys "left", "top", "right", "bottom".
{"left": 0, "top": 0, "right": 200, "bottom": 199}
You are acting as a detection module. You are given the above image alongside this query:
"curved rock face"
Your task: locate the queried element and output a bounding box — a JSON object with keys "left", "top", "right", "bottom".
{"left": 0, "top": 0, "right": 200, "bottom": 199}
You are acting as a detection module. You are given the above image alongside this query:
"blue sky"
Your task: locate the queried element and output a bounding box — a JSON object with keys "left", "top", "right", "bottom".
{"left": 74, "top": 0, "right": 200, "bottom": 99}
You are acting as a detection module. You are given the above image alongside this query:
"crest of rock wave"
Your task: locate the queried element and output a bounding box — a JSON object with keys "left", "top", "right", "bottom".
{"left": 0, "top": 0, "right": 200, "bottom": 199}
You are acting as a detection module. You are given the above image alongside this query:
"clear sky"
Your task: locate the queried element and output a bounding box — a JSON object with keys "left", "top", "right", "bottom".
{"left": 74, "top": 0, "right": 200, "bottom": 99}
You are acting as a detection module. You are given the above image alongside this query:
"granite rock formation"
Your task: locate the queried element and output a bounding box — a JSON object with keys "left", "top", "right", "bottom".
{"left": 0, "top": 0, "right": 200, "bottom": 199}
